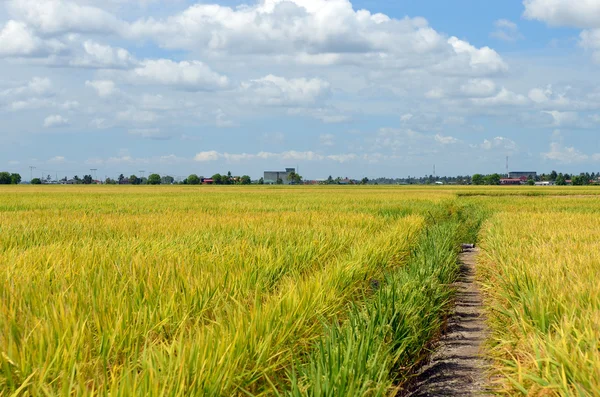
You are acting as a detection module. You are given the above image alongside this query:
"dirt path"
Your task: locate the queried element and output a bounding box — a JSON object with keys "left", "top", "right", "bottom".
{"left": 401, "top": 247, "right": 490, "bottom": 396}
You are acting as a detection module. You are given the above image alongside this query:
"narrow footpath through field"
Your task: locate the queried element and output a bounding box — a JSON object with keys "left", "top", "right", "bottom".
{"left": 402, "top": 247, "right": 490, "bottom": 396}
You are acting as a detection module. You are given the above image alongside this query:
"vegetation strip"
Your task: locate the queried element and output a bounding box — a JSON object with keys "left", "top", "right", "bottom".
{"left": 283, "top": 201, "right": 482, "bottom": 396}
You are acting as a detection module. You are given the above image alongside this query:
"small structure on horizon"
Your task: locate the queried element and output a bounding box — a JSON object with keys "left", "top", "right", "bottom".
{"left": 264, "top": 168, "right": 295, "bottom": 185}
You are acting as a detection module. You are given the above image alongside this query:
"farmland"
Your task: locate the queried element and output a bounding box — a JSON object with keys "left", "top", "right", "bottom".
{"left": 1, "top": 186, "right": 599, "bottom": 396}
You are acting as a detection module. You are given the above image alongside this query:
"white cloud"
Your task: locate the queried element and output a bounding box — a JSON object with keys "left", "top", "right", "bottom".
{"left": 435, "top": 134, "right": 459, "bottom": 145}
{"left": 240, "top": 75, "right": 330, "bottom": 106}
{"left": 1, "top": 77, "right": 53, "bottom": 98}
{"left": 85, "top": 80, "right": 117, "bottom": 97}
{"left": 478, "top": 136, "right": 517, "bottom": 151}
{"left": 491, "top": 19, "right": 523, "bottom": 42}
{"left": 128, "top": 128, "right": 171, "bottom": 140}
{"left": 128, "top": 0, "right": 506, "bottom": 76}
{"left": 71, "top": 41, "right": 136, "bottom": 69}
{"left": 523, "top": 0, "right": 600, "bottom": 28}
{"left": 471, "top": 87, "right": 528, "bottom": 106}
{"left": 194, "top": 151, "right": 221, "bottom": 162}
{"left": 460, "top": 78, "right": 497, "bottom": 97}
{"left": 542, "top": 142, "right": 590, "bottom": 164}
{"left": 43, "top": 114, "right": 69, "bottom": 128}
{"left": 8, "top": 0, "right": 127, "bottom": 35}
{"left": 441, "top": 37, "right": 508, "bottom": 75}
{"left": 131, "top": 59, "right": 229, "bottom": 90}
{"left": 543, "top": 110, "right": 579, "bottom": 127}
{"left": 0, "top": 20, "right": 65, "bottom": 57}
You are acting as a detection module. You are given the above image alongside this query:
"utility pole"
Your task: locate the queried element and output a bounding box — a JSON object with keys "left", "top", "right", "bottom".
{"left": 29, "top": 166, "right": 36, "bottom": 182}
{"left": 433, "top": 164, "right": 436, "bottom": 178}
{"left": 506, "top": 156, "right": 509, "bottom": 177}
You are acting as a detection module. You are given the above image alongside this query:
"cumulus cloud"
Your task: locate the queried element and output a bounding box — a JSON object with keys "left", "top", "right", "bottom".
{"left": 240, "top": 75, "right": 330, "bottom": 106}
{"left": 71, "top": 41, "right": 136, "bottom": 68}
{"left": 1, "top": 77, "right": 53, "bottom": 98}
{"left": 477, "top": 136, "right": 518, "bottom": 151}
{"left": 85, "top": 80, "right": 117, "bottom": 97}
{"left": 542, "top": 142, "right": 591, "bottom": 164}
{"left": 523, "top": 0, "right": 600, "bottom": 28}
{"left": 130, "top": 59, "right": 229, "bottom": 90}
{"left": 8, "top": 0, "right": 127, "bottom": 35}
{"left": 460, "top": 79, "right": 497, "bottom": 97}
{"left": 471, "top": 87, "right": 528, "bottom": 106}
{"left": 0, "top": 20, "right": 67, "bottom": 58}
{"left": 43, "top": 114, "right": 69, "bottom": 128}
{"left": 127, "top": 0, "right": 506, "bottom": 75}
{"left": 543, "top": 110, "right": 580, "bottom": 127}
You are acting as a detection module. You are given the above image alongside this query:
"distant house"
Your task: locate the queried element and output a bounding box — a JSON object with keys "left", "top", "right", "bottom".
{"left": 202, "top": 178, "right": 214, "bottom": 185}
{"left": 264, "top": 168, "right": 295, "bottom": 185}
{"left": 500, "top": 178, "right": 522, "bottom": 185}
{"left": 535, "top": 181, "right": 553, "bottom": 186}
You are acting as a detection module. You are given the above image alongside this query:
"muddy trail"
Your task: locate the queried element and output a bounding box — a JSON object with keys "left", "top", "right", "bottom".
{"left": 401, "top": 247, "right": 490, "bottom": 396}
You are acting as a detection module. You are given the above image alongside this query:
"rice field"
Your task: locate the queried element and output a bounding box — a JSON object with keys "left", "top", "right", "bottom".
{"left": 0, "top": 186, "right": 471, "bottom": 396}
{"left": 476, "top": 194, "right": 600, "bottom": 395}
{"left": 2, "top": 185, "right": 599, "bottom": 396}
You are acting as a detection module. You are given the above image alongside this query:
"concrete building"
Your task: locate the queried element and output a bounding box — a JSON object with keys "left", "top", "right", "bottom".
{"left": 509, "top": 171, "right": 537, "bottom": 179}
{"left": 264, "top": 168, "right": 295, "bottom": 185}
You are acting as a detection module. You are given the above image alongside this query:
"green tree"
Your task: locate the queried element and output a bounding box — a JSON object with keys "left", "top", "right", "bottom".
{"left": 161, "top": 175, "right": 174, "bottom": 185}
{"left": 118, "top": 174, "right": 125, "bottom": 184}
{"left": 471, "top": 174, "right": 484, "bottom": 185}
{"left": 527, "top": 179, "right": 535, "bottom": 186}
{"left": 327, "top": 175, "right": 334, "bottom": 184}
{"left": 240, "top": 175, "right": 252, "bottom": 185}
{"left": 258, "top": 177, "right": 264, "bottom": 185}
{"left": 276, "top": 177, "right": 283, "bottom": 185}
{"left": 148, "top": 174, "right": 161, "bottom": 185}
{"left": 287, "top": 172, "right": 302, "bottom": 185}
{"left": 187, "top": 174, "right": 200, "bottom": 185}
{"left": 556, "top": 173, "right": 566, "bottom": 186}
{"left": 83, "top": 175, "right": 93, "bottom": 184}
{"left": 572, "top": 174, "right": 588, "bottom": 185}
{"left": 0, "top": 172, "right": 10, "bottom": 184}
{"left": 9, "top": 173, "right": 21, "bottom": 184}
{"left": 31, "top": 178, "right": 42, "bottom": 184}
{"left": 361, "top": 177, "right": 369, "bottom": 185}
{"left": 129, "top": 175, "right": 140, "bottom": 185}
{"left": 550, "top": 170, "right": 558, "bottom": 181}
{"left": 212, "top": 174, "right": 223, "bottom": 184}
{"left": 484, "top": 173, "right": 501, "bottom": 185}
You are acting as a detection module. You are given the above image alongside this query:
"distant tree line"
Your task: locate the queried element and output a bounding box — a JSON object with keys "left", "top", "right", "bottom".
{"left": 0, "top": 172, "right": 22, "bottom": 184}
{"left": 9, "top": 169, "right": 600, "bottom": 186}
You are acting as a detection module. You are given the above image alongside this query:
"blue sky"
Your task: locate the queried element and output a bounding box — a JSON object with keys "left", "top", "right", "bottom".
{"left": 2, "top": 0, "right": 600, "bottom": 180}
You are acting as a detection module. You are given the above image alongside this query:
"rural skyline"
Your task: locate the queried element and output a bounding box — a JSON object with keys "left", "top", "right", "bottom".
{"left": 3, "top": 0, "right": 600, "bottom": 178}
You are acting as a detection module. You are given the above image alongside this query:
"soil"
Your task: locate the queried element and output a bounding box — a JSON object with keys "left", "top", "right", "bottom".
{"left": 400, "top": 247, "right": 490, "bottom": 396}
